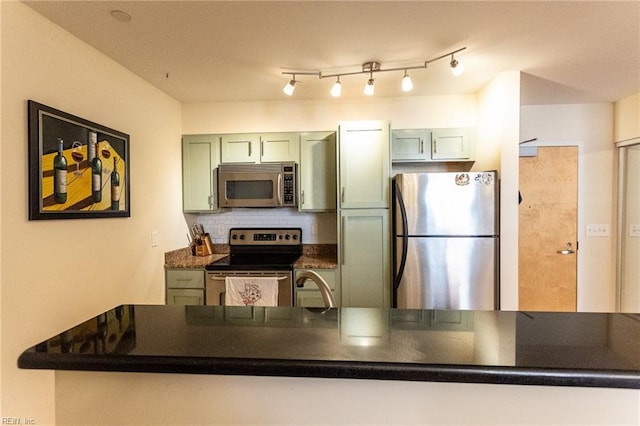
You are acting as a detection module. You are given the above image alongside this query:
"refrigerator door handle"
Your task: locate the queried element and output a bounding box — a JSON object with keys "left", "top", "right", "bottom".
{"left": 394, "top": 180, "right": 409, "bottom": 292}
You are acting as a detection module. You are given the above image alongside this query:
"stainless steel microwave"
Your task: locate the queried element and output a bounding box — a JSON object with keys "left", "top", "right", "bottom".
{"left": 217, "top": 162, "right": 297, "bottom": 208}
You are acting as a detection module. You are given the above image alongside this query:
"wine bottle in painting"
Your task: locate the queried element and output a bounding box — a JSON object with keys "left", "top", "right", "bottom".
{"left": 87, "top": 131, "right": 97, "bottom": 164}
{"left": 91, "top": 141, "right": 102, "bottom": 202}
{"left": 111, "top": 157, "right": 121, "bottom": 210}
{"left": 53, "top": 138, "right": 67, "bottom": 204}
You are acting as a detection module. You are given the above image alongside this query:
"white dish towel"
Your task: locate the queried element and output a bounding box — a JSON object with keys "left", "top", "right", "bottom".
{"left": 224, "top": 276, "right": 279, "bottom": 306}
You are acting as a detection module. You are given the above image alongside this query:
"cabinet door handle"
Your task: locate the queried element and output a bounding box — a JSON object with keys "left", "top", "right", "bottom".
{"left": 341, "top": 217, "right": 346, "bottom": 265}
{"left": 249, "top": 142, "right": 252, "bottom": 157}
{"left": 341, "top": 187, "right": 345, "bottom": 204}
{"left": 420, "top": 138, "right": 424, "bottom": 154}
{"left": 210, "top": 168, "right": 217, "bottom": 209}
{"left": 301, "top": 190, "right": 305, "bottom": 205}
{"left": 261, "top": 140, "right": 264, "bottom": 157}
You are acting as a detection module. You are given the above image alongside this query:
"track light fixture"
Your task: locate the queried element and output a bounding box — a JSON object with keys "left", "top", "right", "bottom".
{"left": 450, "top": 55, "right": 464, "bottom": 76}
{"left": 362, "top": 62, "right": 378, "bottom": 96}
{"left": 330, "top": 76, "right": 342, "bottom": 97}
{"left": 281, "top": 47, "right": 466, "bottom": 97}
{"left": 364, "top": 77, "right": 375, "bottom": 96}
{"left": 282, "top": 75, "right": 296, "bottom": 96}
{"left": 401, "top": 70, "right": 413, "bottom": 92}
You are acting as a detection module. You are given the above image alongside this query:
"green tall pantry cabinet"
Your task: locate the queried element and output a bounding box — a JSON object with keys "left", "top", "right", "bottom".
{"left": 337, "top": 121, "right": 391, "bottom": 308}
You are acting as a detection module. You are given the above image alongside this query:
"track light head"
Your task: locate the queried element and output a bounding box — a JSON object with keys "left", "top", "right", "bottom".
{"left": 330, "top": 76, "right": 342, "bottom": 97}
{"left": 364, "top": 76, "right": 375, "bottom": 96}
{"left": 450, "top": 56, "right": 464, "bottom": 76}
{"left": 401, "top": 70, "right": 413, "bottom": 92}
{"left": 283, "top": 77, "right": 296, "bottom": 96}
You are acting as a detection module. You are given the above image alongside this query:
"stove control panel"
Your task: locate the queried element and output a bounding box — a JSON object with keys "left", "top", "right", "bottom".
{"left": 229, "top": 228, "right": 302, "bottom": 245}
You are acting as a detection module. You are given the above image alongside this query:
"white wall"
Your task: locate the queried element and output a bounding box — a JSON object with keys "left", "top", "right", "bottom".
{"left": 520, "top": 104, "right": 616, "bottom": 312}
{"left": 0, "top": 0, "right": 3, "bottom": 415}
{"left": 55, "top": 371, "right": 640, "bottom": 425}
{"left": 476, "top": 71, "right": 522, "bottom": 311}
{"left": 182, "top": 95, "right": 477, "bottom": 134}
{"left": 0, "top": 2, "right": 184, "bottom": 422}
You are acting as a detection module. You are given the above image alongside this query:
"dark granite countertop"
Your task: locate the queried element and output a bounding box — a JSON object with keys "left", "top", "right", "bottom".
{"left": 18, "top": 305, "right": 640, "bottom": 389}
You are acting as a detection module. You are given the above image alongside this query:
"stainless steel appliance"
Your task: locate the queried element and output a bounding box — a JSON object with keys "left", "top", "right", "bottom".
{"left": 217, "top": 162, "right": 297, "bottom": 208}
{"left": 205, "top": 228, "right": 302, "bottom": 306}
{"left": 393, "top": 171, "right": 499, "bottom": 309}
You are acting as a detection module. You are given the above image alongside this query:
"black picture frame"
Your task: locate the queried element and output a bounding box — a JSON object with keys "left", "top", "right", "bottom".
{"left": 28, "top": 100, "right": 131, "bottom": 220}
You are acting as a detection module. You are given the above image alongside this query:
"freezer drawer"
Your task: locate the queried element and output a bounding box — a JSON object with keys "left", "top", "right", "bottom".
{"left": 394, "top": 236, "right": 497, "bottom": 310}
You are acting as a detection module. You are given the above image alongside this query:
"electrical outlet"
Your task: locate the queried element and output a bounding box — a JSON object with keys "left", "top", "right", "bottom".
{"left": 151, "top": 231, "right": 159, "bottom": 247}
{"left": 217, "top": 225, "right": 225, "bottom": 235}
{"left": 630, "top": 224, "right": 640, "bottom": 238}
{"left": 311, "top": 223, "right": 319, "bottom": 235}
{"left": 586, "top": 224, "right": 609, "bottom": 237}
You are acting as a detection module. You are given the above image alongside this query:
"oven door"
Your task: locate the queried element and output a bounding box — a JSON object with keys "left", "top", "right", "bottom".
{"left": 218, "top": 171, "right": 281, "bottom": 208}
{"left": 206, "top": 271, "right": 293, "bottom": 306}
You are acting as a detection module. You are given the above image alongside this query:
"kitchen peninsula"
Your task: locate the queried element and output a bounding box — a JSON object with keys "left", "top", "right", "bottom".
{"left": 19, "top": 305, "right": 640, "bottom": 389}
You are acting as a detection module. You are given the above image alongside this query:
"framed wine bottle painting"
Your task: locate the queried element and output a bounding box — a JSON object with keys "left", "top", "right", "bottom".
{"left": 28, "top": 100, "right": 130, "bottom": 220}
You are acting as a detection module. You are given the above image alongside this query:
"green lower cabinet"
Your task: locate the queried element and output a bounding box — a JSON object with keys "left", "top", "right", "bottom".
{"left": 294, "top": 268, "right": 340, "bottom": 308}
{"left": 166, "top": 288, "right": 205, "bottom": 305}
{"left": 339, "top": 209, "right": 391, "bottom": 308}
{"left": 165, "top": 268, "right": 205, "bottom": 305}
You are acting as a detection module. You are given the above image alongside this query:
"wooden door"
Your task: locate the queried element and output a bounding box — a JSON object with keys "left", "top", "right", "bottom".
{"left": 519, "top": 146, "right": 578, "bottom": 311}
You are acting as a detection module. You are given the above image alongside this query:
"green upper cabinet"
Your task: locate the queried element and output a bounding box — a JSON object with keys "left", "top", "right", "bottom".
{"left": 430, "top": 128, "right": 475, "bottom": 161}
{"left": 338, "top": 121, "right": 391, "bottom": 209}
{"left": 260, "top": 132, "right": 300, "bottom": 163}
{"left": 220, "top": 132, "right": 299, "bottom": 163}
{"left": 391, "top": 129, "right": 431, "bottom": 162}
{"left": 391, "top": 127, "right": 475, "bottom": 163}
{"left": 299, "top": 131, "right": 336, "bottom": 211}
{"left": 182, "top": 134, "right": 220, "bottom": 212}
{"left": 220, "top": 133, "right": 260, "bottom": 163}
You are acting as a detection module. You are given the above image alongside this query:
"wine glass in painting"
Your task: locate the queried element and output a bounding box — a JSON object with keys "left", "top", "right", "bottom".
{"left": 101, "top": 142, "right": 112, "bottom": 174}
{"left": 71, "top": 141, "right": 84, "bottom": 176}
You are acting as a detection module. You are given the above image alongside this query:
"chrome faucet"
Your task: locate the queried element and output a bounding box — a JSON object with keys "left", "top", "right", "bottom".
{"left": 295, "top": 271, "right": 337, "bottom": 308}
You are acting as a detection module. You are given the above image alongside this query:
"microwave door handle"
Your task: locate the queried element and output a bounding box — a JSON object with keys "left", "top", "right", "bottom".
{"left": 277, "top": 174, "right": 283, "bottom": 205}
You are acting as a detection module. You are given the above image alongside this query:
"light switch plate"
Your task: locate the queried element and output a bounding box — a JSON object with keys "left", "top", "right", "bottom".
{"left": 151, "top": 231, "right": 159, "bottom": 247}
{"left": 630, "top": 224, "right": 640, "bottom": 238}
{"left": 586, "top": 224, "right": 609, "bottom": 237}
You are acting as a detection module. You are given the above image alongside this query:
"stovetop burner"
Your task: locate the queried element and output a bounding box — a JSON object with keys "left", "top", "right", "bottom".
{"left": 205, "top": 228, "right": 302, "bottom": 271}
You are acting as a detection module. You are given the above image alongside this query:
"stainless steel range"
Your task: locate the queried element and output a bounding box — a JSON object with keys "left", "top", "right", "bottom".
{"left": 204, "top": 228, "right": 302, "bottom": 306}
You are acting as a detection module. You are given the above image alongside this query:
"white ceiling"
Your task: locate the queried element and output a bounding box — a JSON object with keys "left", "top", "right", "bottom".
{"left": 25, "top": 1, "right": 640, "bottom": 104}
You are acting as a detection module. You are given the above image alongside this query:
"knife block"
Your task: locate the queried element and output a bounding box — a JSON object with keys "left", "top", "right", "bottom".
{"left": 194, "top": 234, "right": 213, "bottom": 256}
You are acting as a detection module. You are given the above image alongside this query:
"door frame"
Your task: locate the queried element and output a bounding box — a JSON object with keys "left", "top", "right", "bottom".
{"left": 615, "top": 137, "right": 640, "bottom": 311}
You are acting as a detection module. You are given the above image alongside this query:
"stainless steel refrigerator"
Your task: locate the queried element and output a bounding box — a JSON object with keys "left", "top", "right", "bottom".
{"left": 393, "top": 171, "right": 499, "bottom": 309}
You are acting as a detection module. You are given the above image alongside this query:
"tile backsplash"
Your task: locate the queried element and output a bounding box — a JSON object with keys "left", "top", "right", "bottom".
{"left": 185, "top": 209, "right": 337, "bottom": 244}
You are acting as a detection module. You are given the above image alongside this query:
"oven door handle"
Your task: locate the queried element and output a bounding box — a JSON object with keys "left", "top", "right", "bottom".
{"left": 208, "top": 275, "right": 290, "bottom": 281}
